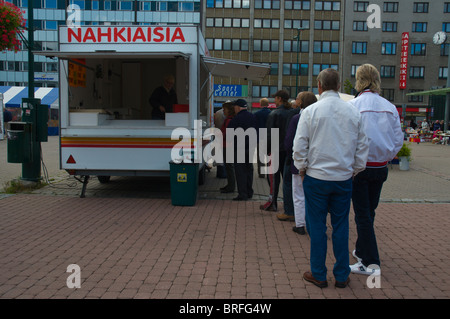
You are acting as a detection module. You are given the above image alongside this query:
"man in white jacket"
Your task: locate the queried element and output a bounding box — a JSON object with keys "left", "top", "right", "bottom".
{"left": 293, "top": 68, "right": 369, "bottom": 288}
{"left": 348, "top": 64, "right": 404, "bottom": 277}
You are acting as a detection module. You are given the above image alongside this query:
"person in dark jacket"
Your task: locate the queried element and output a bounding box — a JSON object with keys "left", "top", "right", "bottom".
{"left": 260, "top": 90, "right": 292, "bottom": 212}
{"left": 220, "top": 101, "right": 236, "bottom": 193}
{"left": 254, "top": 98, "right": 272, "bottom": 178}
{"left": 227, "top": 99, "right": 257, "bottom": 201}
{"left": 149, "top": 74, "right": 178, "bottom": 120}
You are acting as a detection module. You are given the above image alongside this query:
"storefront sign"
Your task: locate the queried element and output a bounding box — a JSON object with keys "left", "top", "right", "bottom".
{"left": 214, "top": 85, "right": 248, "bottom": 97}
{"left": 399, "top": 32, "right": 409, "bottom": 90}
{"left": 61, "top": 26, "right": 197, "bottom": 44}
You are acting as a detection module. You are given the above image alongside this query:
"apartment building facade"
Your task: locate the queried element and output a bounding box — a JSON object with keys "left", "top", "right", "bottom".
{"left": 342, "top": 0, "right": 449, "bottom": 119}
{"left": 1, "top": 0, "right": 449, "bottom": 117}
{"left": 0, "top": 0, "right": 201, "bottom": 88}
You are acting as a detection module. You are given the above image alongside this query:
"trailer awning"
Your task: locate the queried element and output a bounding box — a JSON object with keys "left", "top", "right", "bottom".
{"left": 406, "top": 88, "right": 450, "bottom": 96}
{"left": 202, "top": 56, "right": 270, "bottom": 81}
{"left": 0, "top": 86, "right": 59, "bottom": 108}
{"left": 33, "top": 51, "right": 190, "bottom": 60}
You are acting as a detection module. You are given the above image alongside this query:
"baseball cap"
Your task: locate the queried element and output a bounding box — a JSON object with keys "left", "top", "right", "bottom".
{"left": 232, "top": 99, "right": 248, "bottom": 108}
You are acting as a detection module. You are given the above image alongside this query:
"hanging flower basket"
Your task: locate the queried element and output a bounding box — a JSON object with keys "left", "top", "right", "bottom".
{"left": 0, "top": 1, "right": 26, "bottom": 52}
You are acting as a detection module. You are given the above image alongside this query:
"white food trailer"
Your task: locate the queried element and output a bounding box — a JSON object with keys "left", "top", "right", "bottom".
{"left": 37, "top": 25, "right": 269, "bottom": 197}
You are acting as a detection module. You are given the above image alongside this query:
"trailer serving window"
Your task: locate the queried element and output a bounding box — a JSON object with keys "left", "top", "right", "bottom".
{"left": 37, "top": 51, "right": 191, "bottom": 127}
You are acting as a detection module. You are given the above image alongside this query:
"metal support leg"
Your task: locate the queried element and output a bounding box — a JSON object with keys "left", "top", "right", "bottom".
{"left": 80, "top": 175, "right": 89, "bottom": 198}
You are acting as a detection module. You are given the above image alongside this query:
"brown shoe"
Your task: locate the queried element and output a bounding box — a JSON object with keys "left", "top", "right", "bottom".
{"left": 335, "top": 277, "right": 350, "bottom": 288}
{"left": 303, "top": 271, "right": 328, "bottom": 288}
{"left": 276, "top": 213, "right": 295, "bottom": 221}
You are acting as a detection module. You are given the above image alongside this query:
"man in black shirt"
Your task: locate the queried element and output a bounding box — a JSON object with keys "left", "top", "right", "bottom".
{"left": 149, "top": 75, "right": 178, "bottom": 120}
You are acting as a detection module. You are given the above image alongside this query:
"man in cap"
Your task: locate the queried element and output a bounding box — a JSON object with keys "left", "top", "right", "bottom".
{"left": 226, "top": 99, "right": 257, "bottom": 201}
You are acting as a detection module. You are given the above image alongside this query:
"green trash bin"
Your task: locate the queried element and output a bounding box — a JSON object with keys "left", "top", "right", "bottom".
{"left": 7, "top": 122, "right": 32, "bottom": 163}
{"left": 169, "top": 161, "right": 199, "bottom": 206}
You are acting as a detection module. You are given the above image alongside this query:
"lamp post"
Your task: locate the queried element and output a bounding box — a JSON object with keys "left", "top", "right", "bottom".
{"left": 294, "top": 28, "right": 303, "bottom": 97}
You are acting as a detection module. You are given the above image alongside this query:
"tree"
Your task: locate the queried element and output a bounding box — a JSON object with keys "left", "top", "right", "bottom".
{"left": 0, "top": 1, "right": 26, "bottom": 52}
{"left": 343, "top": 79, "right": 354, "bottom": 95}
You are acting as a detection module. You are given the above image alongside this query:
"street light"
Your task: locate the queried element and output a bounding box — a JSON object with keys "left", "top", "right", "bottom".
{"left": 294, "top": 28, "right": 304, "bottom": 97}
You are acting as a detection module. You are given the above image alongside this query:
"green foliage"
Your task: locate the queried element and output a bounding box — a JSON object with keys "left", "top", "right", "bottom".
{"left": 0, "top": 1, "right": 26, "bottom": 52}
{"left": 397, "top": 143, "right": 412, "bottom": 158}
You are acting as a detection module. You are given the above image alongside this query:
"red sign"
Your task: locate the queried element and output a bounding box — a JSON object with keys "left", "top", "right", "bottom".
{"left": 399, "top": 32, "right": 409, "bottom": 90}
{"left": 67, "top": 26, "right": 186, "bottom": 43}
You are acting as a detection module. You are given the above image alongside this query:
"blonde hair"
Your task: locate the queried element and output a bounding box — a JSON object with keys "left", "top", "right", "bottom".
{"left": 260, "top": 98, "right": 269, "bottom": 107}
{"left": 355, "top": 64, "right": 381, "bottom": 93}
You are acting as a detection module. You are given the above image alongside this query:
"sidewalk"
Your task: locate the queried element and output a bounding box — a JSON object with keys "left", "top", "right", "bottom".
{"left": 1, "top": 137, "right": 450, "bottom": 299}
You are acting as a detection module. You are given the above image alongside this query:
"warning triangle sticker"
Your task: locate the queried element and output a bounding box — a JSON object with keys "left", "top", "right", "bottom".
{"left": 67, "top": 155, "right": 76, "bottom": 164}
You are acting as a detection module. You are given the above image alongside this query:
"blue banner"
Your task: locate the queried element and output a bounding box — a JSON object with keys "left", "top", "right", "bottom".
{"left": 214, "top": 85, "right": 247, "bottom": 97}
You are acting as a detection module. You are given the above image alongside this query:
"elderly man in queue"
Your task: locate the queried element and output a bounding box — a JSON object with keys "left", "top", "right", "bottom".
{"left": 226, "top": 99, "right": 257, "bottom": 201}
{"left": 348, "top": 64, "right": 403, "bottom": 277}
{"left": 293, "top": 68, "right": 369, "bottom": 288}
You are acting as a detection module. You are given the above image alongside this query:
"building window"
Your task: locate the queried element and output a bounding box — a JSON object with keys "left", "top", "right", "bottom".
{"left": 413, "top": 2, "right": 429, "bottom": 13}
{"left": 255, "top": 0, "right": 280, "bottom": 9}
{"left": 270, "top": 63, "right": 278, "bottom": 75}
{"left": 382, "top": 22, "right": 398, "bottom": 32}
{"left": 445, "top": 3, "right": 450, "bottom": 13}
{"left": 380, "top": 66, "right": 396, "bottom": 78}
{"left": 44, "top": 0, "right": 57, "bottom": 8}
{"left": 285, "top": 1, "right": 311, "bottom": 10}
{"left": 354, "top": 1, "right": 369, "bottom": 12}
{"left": 351, "top": 65, "right": 361, "bottom": 77}
{"left": 382, "top": 42, "right": 397, "bottom": 55}
{"left": 313, "top": 64, "right": 338, "bottom": 76}
{"left": 442, "top": 44, "right": 449, "bottom": 56}
{"left": 411, "top": 43, "right": 426, "bottom": 56}
{"left": 443, "top": 23, "right": 450, "bottom": 32}
{"left": 315, "top": 1, "right": 340, "bottom": 11}
{"left": 384, "top": 2, "right": 399, "bottom": 12}
{"left": 283, "top": 40, "right": 309, "bottom": 53}
{"left": 314, "top": 41, "right": 339, "bottom": 53}
{"left": 353, "top": 21, "right": 368, "bottom": 31}
{"left": 408, "top": 90, "right": 424, "bottom": 102}
{"left": 381, "top": 89, "right": 395, "bottom": 101}
{"left": 410, "top": 66, "right": 425, "bottom": 79}
{"left": 69, "top": 0, "right": 85, "bottom": 9}
{"left": 45, "top": 20, "right": 58, "bottom": 30}
{"left": 412, "top": 22, "right": 427, "bottom": 32}
{"left": 283, "top": 63, "right": 309, "bottom": 76}
{"left": 284, "top": 20, "right": 310, "bottom": 30}
{"left": 315, "top": 20, "right": 340, "bottom": 30}
{"left": 439, "top": 67, "right": 448, "bottom": 79}
{"left": 352, "top": 42, "right": 367, "bottom": 54}
{"left": 254, "top": 19, "right": 280, "bottom": 29}
{"left": 254, "top": 40, "right": 279, "bottom": 52}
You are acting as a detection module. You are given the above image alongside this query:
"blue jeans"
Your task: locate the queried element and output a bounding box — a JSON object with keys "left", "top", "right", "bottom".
{"left": 352, "top": 167, "right": 388, "bottom": 267}
{"left": 303, "top": 175, "right": 352, "bottom": 282}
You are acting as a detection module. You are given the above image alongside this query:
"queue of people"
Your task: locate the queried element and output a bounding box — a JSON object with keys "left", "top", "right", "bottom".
{"left": 213, "top": 64, "right": 403, "bottom": 289}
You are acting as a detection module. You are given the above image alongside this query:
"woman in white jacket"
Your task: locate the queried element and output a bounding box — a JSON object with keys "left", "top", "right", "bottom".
{"left": 349, "top": 64, "right": 404, "bottom": 277}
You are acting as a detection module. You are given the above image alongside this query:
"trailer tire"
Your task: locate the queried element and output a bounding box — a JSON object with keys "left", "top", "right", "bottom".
{"left": 98, "top": 176, "right": 111, "bottom": 184}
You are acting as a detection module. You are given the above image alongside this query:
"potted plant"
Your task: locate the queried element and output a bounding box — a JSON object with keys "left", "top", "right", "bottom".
{"left": 0, "top": 1, "right": 26, "bottom": 52}
{"left": 397, "top": 143, "right": 411, "bottom": 171}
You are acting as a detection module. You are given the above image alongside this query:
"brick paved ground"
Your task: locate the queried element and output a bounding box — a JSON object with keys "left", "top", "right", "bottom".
{"left": 1, "top": 137, "right": 450, "bottom": 300}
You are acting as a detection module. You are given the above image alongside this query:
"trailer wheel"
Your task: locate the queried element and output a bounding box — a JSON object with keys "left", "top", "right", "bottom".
{"left": 98, "top": 176, "right": 111, "bottom": 184}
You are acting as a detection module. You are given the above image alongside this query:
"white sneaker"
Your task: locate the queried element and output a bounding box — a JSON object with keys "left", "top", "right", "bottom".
{"left": 350, "top": 262, "right": 381, "bottom": 276}
{"left": 352, "top": 250, "right": 362, "bottom": 263}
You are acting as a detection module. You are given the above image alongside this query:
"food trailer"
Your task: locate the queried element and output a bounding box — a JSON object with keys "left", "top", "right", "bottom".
{"left": 36, "top": 25, "right": 269, "bottom": 197}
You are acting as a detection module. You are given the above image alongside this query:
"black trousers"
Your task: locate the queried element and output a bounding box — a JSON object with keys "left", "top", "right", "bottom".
{"left": 234, "top": 160, "right": 254, "bottom": 200}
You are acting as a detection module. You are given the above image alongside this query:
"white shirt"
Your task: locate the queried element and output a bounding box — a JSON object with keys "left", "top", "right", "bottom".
{"left": 293, "top": 91, "right": 369, "bottom": 181}
{"left": 348, "top": 90, "right": 404, "bottom": 164}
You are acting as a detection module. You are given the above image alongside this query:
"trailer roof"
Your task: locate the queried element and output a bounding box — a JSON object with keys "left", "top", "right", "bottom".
{"left": 202, "top": 56, "right": 270, "bottom": 81}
